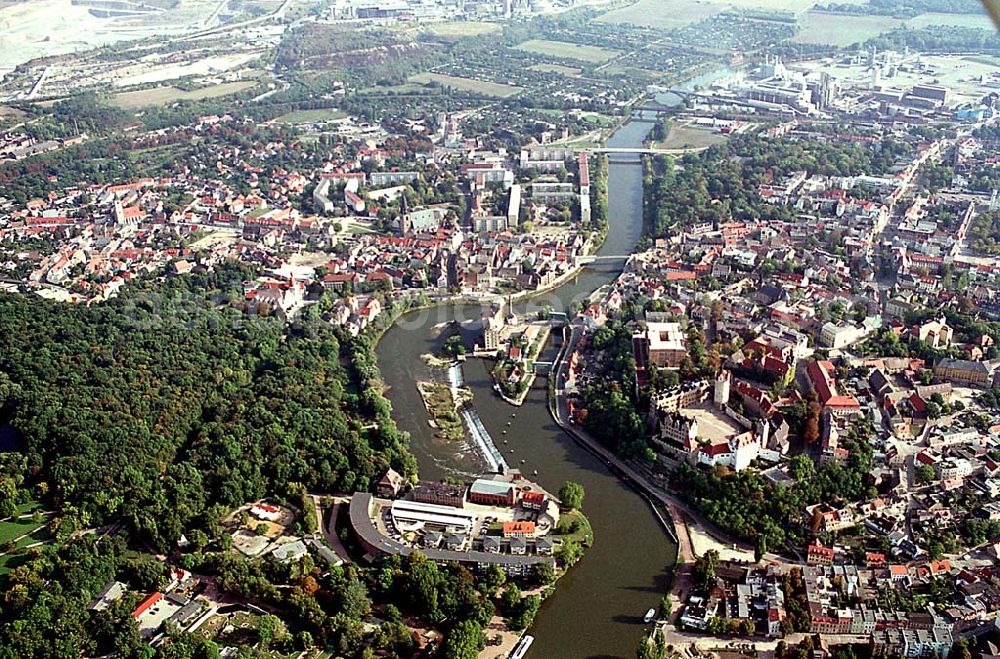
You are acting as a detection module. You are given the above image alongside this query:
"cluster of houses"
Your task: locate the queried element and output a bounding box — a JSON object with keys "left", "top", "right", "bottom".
{"left": 676, "top": 554, "right": 1000, "bottom": 659}
{"left": 1, "top": 112, "right": 599, "bottom": 321}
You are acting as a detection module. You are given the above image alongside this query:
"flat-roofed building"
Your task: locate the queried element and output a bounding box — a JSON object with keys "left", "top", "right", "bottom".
{"left": 390, "top": 499, "right": 476, "bottom": 533}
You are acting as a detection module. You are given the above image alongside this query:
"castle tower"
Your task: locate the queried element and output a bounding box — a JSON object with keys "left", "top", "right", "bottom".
{"left": 756, "top": 419, "right": 770, "bottom": 448}
{"left": 714, "top": 369, "right": 731, "bottom": 409}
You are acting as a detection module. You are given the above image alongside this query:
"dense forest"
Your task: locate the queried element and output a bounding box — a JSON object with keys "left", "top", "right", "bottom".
{"left": 0, "top": 264, "right": 416, "bottom": 550}
{"left": 813, "top": 0, "right": 981, "bottom": 17}
{"left": 865, "top": 26, "right": 1000, "bottom": 53}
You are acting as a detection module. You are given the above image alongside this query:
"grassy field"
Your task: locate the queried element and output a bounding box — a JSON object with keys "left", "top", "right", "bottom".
{"left": 423, "top": 21, "right": 501, "bottom": 38}
{"left": 964, "top": 55, "right": 1000, "bottom": 67}
{"left": 529, "top": 63, "right": 583, "bottom": 76}
{"left": 793, "top": 11, "right": 904, "bottom": 45}
{"left": 653, "top": 121, "right": 729, "bottom": 150}
{"left": 556, "top": 510, "right": 593, "bottom": 545}
{"left": 514, "top": 39, "right": 622, "bottom": 64}
{"left": 596, "top": 0, "right": 723, "bottom": 29}
{"left": 113, "top": 80, "right": 257, "bottom": 109}
{"left": 0, "top": 517, "right": 45, "bottom": 544}
{"left": 274, "top": 108, "right": 348, "bottom": 124}
{"left": 409, "top": 72, "right": 522, "bottom": 97}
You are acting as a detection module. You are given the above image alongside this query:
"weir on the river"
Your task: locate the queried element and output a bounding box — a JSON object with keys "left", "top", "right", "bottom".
{"left": 459, "top": 403, "right": 507, "bottom": 473}
{"left": 447, "top": 361, "right": 508, "bottom": 473}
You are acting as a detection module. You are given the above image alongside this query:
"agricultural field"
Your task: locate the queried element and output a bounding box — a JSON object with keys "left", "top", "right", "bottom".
{"left": 514, "top": 39, "right": 622, "bottom": 64}
{"left": 529, "top": 63, "right": 583, "bottom": 76}
{"left": 595, "top": 0, "right": 724, "bottom": 29}
{"left": 112, "top": 80, "right": 257, "bottom": 109}
{"left": 409, "top": 72, "right": 522, "bottom": 97}
{"left": 274, "top": 108, "right": 348, "bottom": 124}
{"left": 793, "top": 11, "right": 904, "bottom": 46}
{"left": 423, "top": 21, "right": 501, "bottom": 38}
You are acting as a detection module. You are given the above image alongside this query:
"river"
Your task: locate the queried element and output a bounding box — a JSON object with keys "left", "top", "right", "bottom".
{"left": 376, "top": 118, "right": 677, "bottom": 658}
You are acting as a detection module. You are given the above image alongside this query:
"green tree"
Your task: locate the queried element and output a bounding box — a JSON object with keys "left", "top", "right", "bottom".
{"left": 442, "top": 620, "right": 485, "bottom": 659}
{"left": 948, "top": 638, "right": 972, "bottom": 659}
{"left": 529, "top": 562, "right": 556, "bottom": 587}
{"left": 658, "top": 595, "right": 672, "bottom": 619}
{"left": 558, "top": 482, "right": 585, "bottom": 510}
{"left": 694, "top": 549, "right": 719, "bottom": 586}
{"left": 755, "top": 536, "right": 767, "bottom": 563}
{"left": 916, "top": 464, "right": 936, "bottom": 484}
{"left": 480, "top": 563, "right": 507, "bottom": 596}
{"left": 559, "top": 539, "right": 583, "bottom": 566}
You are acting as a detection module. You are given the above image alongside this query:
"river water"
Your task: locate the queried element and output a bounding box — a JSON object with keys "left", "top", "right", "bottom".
{"left": 376, "top": 118, "right": 678, "bottom": 658}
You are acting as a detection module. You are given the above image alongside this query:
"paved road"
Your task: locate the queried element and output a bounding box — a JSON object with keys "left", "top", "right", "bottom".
{"left": 312, "top": 494, "right": 352, "bottom": 564}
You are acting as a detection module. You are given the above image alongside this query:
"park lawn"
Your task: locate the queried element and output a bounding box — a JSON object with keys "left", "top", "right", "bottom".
{"left": 0, "top": 516, "right": 45, "bottom": 544}
{"left": 15, "top": 501, "right": 43, "bottom": 515}
{"left": 595, "top": 0, "right": 724, "bottom": 29}
{"left": 793, "top": 11, "right": 904, "bottom": 46}
{"left": 113, "top": 80, "right": 257, "bottom": 109}
{"left": 555, "top": 510, "right": 593, "bottom": 545}
{"left": 514, "top": 39, "right": 621, "bottom": 64}
{"left": 275, "top": 108, "right": 348, "bottom": 124}
{"left": 423, "top": 21, "right": 501, "bottom": 38}
{"left": 529, "top": 63, "right": 582, "bottom": 76}
{"left": 601, "top": 65, "right": 662, "bottom": 81}
{"left": 338, "top": 218, "right": 377, "bottom": 235}
{"left": 409, "top": 72, "right": 522, "bottom": 97}
{"left": 15, "top": 524, "right": 51, "bottom": 548}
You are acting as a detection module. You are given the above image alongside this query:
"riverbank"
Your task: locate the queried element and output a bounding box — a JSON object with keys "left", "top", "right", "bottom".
{"left": 375, "top": 111, "right": 680, "bottom": 659}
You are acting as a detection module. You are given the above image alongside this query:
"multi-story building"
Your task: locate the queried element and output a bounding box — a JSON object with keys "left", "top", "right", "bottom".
{"left": 411, "top": 481, "right": 467, "bottom": 508}
{"left": 468, "top": 479, "right": 516, "bottom": 507}
{"left": 634, "top": 322, "right": 687, "bottom": 369}
{"left": 934, "top": 358, "right": 992, "bottom": 387}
